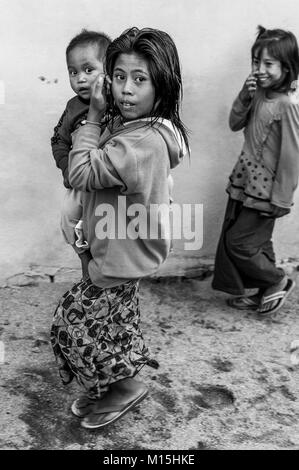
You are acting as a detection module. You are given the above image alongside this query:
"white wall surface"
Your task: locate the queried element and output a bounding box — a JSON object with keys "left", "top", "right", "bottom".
{"left": 1, "top": 0, "right": 299, "bottom": 281}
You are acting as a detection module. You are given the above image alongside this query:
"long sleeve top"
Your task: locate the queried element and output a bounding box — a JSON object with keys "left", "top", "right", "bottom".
{"left": 68, "top": 118, "right": 186, "bottom": 287}
{"left": 51, "top": 95, "right": 89, "bottom": 176}
{"left": 227, "top": 88, "right": 299, "bottom": 212}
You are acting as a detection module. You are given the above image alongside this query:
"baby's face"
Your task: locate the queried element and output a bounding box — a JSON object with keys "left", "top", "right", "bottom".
{"left": 67, "top": 44, "right": 104, "bottom": 100}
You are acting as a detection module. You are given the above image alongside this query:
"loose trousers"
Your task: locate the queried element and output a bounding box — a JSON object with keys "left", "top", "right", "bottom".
{"left": 212, "top": 198, "right": 285, "bottom": 295}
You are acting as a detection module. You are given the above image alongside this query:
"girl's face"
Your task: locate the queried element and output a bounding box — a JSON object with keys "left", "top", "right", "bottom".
{"left": 111, "top": 52, "right": 156, "bottom": 121}
{"left": 252, "top": 47, "right": 286, "bottom": 89}
{"left": 67, "top": 44, "right": 104, "bottom": 101}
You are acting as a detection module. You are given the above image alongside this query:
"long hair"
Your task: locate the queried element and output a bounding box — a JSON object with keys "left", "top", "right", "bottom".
{"left": 105, "top": 27, "right": 189, "bottom": 152}
{"left": 251, "top": 25, "right": 299, "bottom": 93}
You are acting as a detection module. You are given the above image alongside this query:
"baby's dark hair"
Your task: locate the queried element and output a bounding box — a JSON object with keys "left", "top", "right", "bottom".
{"left": 105, "top": 27, "right": 189, "bottom": 152}
{"left": 251, "top": 25, "right": 299, "bottom": 92}
{"left": 66, "top": 29, "right": 112, "bottom": 62}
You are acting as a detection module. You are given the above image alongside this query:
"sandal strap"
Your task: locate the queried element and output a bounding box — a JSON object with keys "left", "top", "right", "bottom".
{"left": 240, "top": 297, "right": 259, "bottom": 306}
{"left": 261, "top": 291, "right": 286, "bottom": 303}
{"left": 227, "top": 296, "right": 259, "bottom": 308}
{"left": 261, "top": 278, "right": 295, "bottom": 305}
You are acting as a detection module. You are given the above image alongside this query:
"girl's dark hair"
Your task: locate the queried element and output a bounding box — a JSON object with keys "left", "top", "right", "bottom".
{"left": 251, "top": 25, "right": 299, "bottom": 92}
{"left": 66, "top": 29, "right": 112, "bottom": 62}
{"left": 105, "top": 27, "right": 189, "bottom": 152}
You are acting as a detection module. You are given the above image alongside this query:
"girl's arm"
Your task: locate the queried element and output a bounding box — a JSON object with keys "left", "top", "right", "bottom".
{"left": 271, "top": 100, "right": 299, "bottom": 210}
{"left": 68, "top": 73, "right": 138, "bottom": 192}
{"left": 229, "top": 74, "right": 257, "bottom": 131}
{"left": 68, "top": 124, "right": 139, "bottom": 193}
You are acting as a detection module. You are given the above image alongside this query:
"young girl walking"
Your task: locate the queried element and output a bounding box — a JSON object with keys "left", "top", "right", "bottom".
{"left": 212, "top": 26, "right": 299, "bottom": 315}
{"left": 51, "top": 27, "right": 189, "bottom": 429}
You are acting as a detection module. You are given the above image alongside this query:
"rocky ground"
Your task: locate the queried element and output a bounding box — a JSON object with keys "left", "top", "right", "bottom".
{"left": 0, "top": 262, "right": 299, "bottom": 451}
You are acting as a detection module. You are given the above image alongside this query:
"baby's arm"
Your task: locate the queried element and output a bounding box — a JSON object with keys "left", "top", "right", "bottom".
{"left": 271, "top": 100, "right": 299, "bottom": 212}
{"left": 229, "top": 74, "right": 257, "bottom": 131}
{"left": 51, "top": 108, "right": 72, "bottom": 188}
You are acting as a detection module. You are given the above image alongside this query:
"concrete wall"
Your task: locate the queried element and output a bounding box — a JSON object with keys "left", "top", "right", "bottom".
{"left": 1, "top": 0, "right": 299, "bottom": 282}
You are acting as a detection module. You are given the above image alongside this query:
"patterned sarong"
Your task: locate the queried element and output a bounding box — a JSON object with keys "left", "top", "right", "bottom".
{"left": 51, "top": 278, "right": 157, "bottom": 398}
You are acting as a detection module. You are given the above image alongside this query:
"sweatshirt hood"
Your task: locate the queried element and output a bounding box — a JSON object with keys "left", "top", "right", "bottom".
{"left": 123, "top": 117, "right": 188, "bottom": 169}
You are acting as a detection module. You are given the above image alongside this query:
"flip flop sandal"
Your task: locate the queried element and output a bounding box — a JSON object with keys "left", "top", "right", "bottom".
{"left": 81, "top": 389, "right": 148, "bottom": 429}
{"left": 71, "top": 396, "right": 97, "bottom": 418}
{"left": 258, "top": 278, "right": 295, "bottom": 315}
{"left": 226, "top": 296, "right": 260, "bottom": 310}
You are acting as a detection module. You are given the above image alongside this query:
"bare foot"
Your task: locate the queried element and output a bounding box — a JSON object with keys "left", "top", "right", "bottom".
{"left": 262, "top": 275, "right": 288, "bottom": 298}
{"left": 258, "top": 277, "right": 295, "bottom": 315}
{"left": 226, "top": 289, "right": 265, "bottom": 310}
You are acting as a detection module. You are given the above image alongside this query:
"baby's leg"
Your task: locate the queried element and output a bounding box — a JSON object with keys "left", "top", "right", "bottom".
{"left": 77, "top": 247, "right": 92, "bottom": 281}
{"left": 61, "top": 189, "right": 83, "bottom": 245}
{"left": 61, "top": 189, "right": 90, "bottom": 279}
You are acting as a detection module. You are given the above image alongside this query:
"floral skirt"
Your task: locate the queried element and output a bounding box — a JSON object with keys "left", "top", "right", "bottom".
{"left": 50, "top": 278, "right": 158, "bottom": 398}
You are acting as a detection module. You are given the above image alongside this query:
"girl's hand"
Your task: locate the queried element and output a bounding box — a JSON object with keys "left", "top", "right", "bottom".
{"left": 270, "top": 205, "right": 290, "bottom": 218}
{"left": 239, "top": 72, "right": 258, "bottom": 105}
{"left": 260, "top": 205, "right": 290, "bottom": 218}
{"left": 88, "top": 73, "right": 108, "bottom": 120}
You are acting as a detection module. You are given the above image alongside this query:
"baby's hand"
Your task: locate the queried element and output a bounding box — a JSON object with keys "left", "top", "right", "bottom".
{"left": 239, "top": 73, "right": 258, "bottom": 104}
{"left": 63, "top": 168, "right": 71, "bottom": 189}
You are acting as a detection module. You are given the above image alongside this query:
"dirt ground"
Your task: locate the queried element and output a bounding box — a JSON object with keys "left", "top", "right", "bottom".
{"left": 0, "top": 263, "right": 299, "bottom": 451}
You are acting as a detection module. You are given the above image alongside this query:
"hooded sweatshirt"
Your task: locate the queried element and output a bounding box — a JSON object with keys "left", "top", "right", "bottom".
{"left": 69, "top": 117, "right": 185, "bottom": 287}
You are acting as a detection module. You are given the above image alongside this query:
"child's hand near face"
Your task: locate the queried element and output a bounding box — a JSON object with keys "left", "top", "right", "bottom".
{"left": 88, "top": 73, "right": 110, "bottom": 120}
{"left": 239, "top": 72, "right": 258, "bottom": 104}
